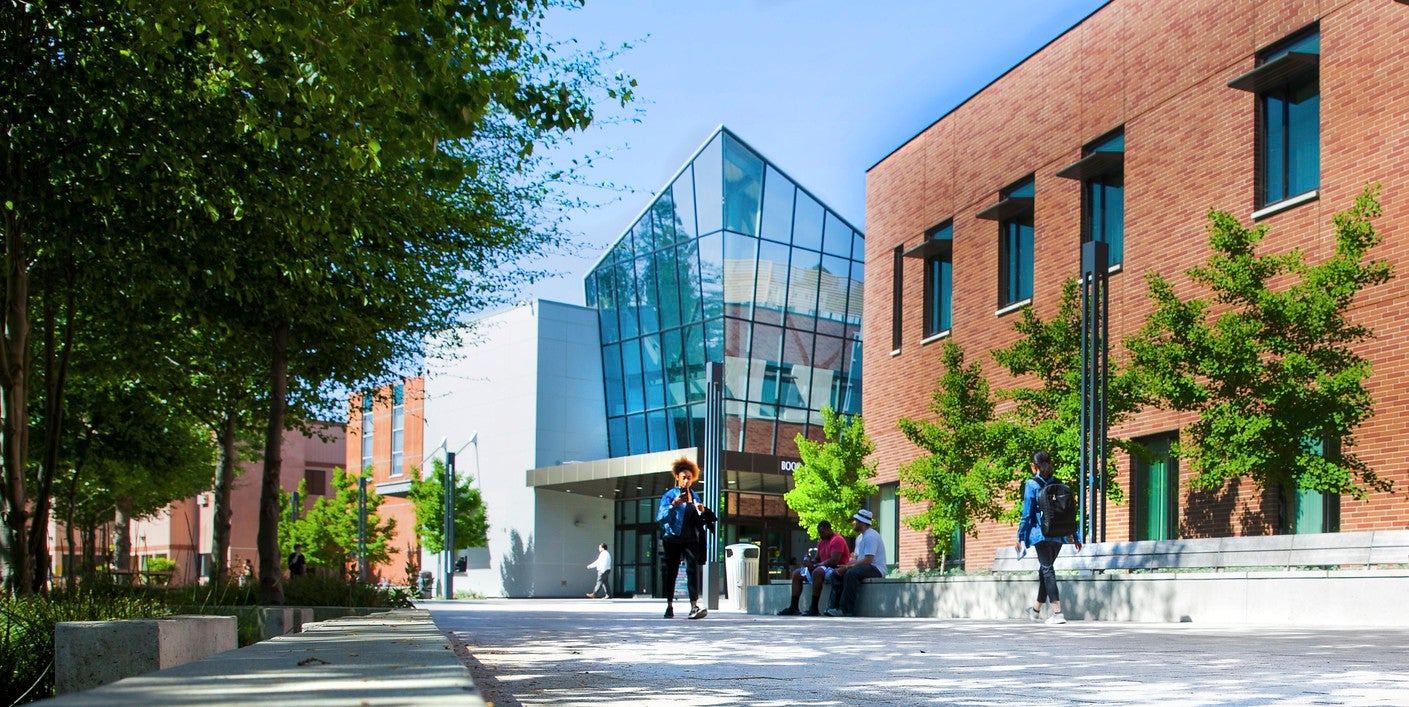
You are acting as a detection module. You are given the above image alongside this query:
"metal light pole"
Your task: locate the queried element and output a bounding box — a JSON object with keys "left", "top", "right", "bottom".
{"left": 441, "top": 450, "right": 457, "bottom": 600}
{"left": 357, "top": 474, "right": 368, "bottom": 582}
{"left": 1078, "top": 240, "right": 1110, "bottom": 543}
{"left": 702, "top": 362, "right": 724, "bottom": 610}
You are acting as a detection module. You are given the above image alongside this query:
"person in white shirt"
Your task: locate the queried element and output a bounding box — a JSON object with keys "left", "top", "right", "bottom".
{"left": 586, "top": 543, "right": 612, "bottom": 599}
{"left": 825, "top": 509, "right": 888, "bottom": 617}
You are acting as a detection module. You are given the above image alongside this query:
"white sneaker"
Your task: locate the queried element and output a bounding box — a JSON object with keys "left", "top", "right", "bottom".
{"left": 1025, "top": 606, "right": 1042, "bottom": 622}
{"left": 1046, "top": 612, "right": 1067, "bottom": 625}
{"left": 823, "top": 608, "right": 846, "bottom": 617}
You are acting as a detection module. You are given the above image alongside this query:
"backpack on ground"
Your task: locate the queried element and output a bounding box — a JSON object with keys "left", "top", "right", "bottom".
{"left": 1037, "top": 479, "right": 1079, "bottom": 538}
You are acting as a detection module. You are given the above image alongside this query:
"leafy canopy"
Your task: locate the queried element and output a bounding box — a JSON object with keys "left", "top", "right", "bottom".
{"left": 280, "top": 469, "right": 397, "bottom": 577}
{"left": 783, "top": 407, "right": 878, "bottom": 539}
{"left": 408, "top": 459, "right": 489, "bottom": 554}
{"left": 1126, "top": 186, "right": 1393, "bottom": 498}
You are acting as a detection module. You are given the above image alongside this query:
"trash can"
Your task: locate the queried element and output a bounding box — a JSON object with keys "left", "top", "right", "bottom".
{"left": 723, "top": 543, "right": 761, "bottom": 612}
{"left": 418, "top": 571, "right": 434, "bottom": 599}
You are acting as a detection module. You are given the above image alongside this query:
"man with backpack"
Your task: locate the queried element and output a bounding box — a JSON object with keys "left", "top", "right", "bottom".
{"left": 1014, "top": 450, "right": 1083, "bottom": 624}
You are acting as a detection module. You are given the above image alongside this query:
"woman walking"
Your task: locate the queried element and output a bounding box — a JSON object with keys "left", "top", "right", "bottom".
{"left": 1014, "top": 450, "right": 1083, "bottom": 624}
{"left": 656, "top": 456, "right": 712, "bottom": 619}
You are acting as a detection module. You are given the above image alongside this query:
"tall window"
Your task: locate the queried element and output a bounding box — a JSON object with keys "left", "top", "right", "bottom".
{"left": 995, "top": 178, "right": 1034, "bottom": 307}
{"left": 1230, "top": 27, "right": 1319, "bottom": 208}
{"left": 1132, "top": 433, "right": 1178, "bottom": 541}
{"left": 890, "top": 245, "right": 903, "bottom": 352}
{"left": 390, "top": 383, "right": 405, "bottom": 477}
{"left": 360, "top": 395, "right": 373, "bottom": 472}
{"left": 922, "top": 222, "right": 953, "bottom": 337}
{"left": 1063, "top": 129, "right": 1125, "bottom": 268}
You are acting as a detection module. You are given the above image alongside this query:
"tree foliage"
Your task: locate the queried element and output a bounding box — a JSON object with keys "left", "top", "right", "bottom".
{"left": 408, "top": 459, "right": 489, "bottom": 554}
{"left": 897, "top": 341, "right": 1022, "bottom": 546}
{"left": 279, "top": 469, "right": 396, "bottom": 578}
{"left": 989, "top": 277, "right": 1144, "bottom": 505}
{"left": 1126, "top": 186, "right": 1393, "bottom": 498}
{"left": 783, "top": 407, "right": 878, "bottom": 539}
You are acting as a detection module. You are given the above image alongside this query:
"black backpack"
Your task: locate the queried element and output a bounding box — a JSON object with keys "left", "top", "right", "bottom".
{"left": 1037, "top": 478, "right": 1079, "bottom": 538}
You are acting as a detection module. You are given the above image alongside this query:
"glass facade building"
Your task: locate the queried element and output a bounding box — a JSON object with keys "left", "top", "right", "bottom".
{"left": 585, "top": 127, "right": 865, "bottom": 461}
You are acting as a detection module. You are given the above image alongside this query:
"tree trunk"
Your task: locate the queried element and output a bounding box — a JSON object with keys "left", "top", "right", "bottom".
{"left": 30, "top": 264, "right": 76, "bottom": 591}
{"left": 257, "top": 321, "right": 290, "bottom": 605}
{"left": 113, "top": 497, "right": 133, "bottom": 572}
{"left": 2, "top": 206, "right": 33, "bottom": 593}
{"left": 211, "top": 410, "right": 238, "bottom": 583}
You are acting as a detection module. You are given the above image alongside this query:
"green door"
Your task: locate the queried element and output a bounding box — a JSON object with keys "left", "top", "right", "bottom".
{"left": 1135, "top": 434, "right": 1176, "bottom": 541}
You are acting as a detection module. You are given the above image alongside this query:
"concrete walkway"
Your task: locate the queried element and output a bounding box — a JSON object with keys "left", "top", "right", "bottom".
{"left": 427, "top": 598, "right": 1409, "bottom": 706}
{"left": 42, "top": 609, "right": 483, "bottom": 706}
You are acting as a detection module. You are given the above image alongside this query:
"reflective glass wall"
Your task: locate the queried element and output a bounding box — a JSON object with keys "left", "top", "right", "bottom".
{"left": 585, "top": 128, "right": 865, "bottom": 458}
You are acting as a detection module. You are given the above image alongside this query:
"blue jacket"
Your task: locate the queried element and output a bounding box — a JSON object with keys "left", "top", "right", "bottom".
{"left": 657, "top": 487, "right": 692, "bottom": 539}
{"left": 1017, "top": 474, "right": 1082, "bottom": 547}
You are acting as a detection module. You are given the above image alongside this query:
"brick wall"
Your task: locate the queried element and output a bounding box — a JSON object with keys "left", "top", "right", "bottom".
{"left": 865, "top": 0, "right": 1409, "bottom": 572}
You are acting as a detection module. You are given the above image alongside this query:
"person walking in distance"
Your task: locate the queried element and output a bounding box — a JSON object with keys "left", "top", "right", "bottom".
{"left": 288, "top": 544, "right": 307, "bottom": 578}
{"left": 586, "top": 543, "right": 612, "bottom": 599}
{"left": 656, "top": 457, "right": 713, "bottom": 619}
{"left": 1015, "top": 449, "right": 1083, "bottom": 624}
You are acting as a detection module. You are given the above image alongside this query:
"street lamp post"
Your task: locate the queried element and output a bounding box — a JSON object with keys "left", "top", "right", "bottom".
{"left": 441, "top": 431, "right": 478, "bottom": 600}
{"left": 357, "top": 474, "right": 369, "bottom": 582}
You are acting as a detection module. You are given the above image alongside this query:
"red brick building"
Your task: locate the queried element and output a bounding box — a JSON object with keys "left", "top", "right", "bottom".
{"left": 865, "top": 0, "right": 1409, "bottom": 571}
{"left": 346, "top": 379, "right": 426, "bottom": 584}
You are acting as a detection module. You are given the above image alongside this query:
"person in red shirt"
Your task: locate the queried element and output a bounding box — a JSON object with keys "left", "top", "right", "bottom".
{"left": 777, "top": 520, "right": 851, "bottom": 616}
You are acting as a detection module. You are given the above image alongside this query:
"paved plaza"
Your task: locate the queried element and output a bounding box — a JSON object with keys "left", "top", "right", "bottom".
{"left": 428, "top": 598, "right": 1409, "bottom": 706}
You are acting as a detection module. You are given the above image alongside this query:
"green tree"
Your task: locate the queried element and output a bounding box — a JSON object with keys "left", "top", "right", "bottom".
{"left": 784, "top": 407, "right": 879, "bottom": 538}
{"left": 897, "top": 341, "right": 1023, "bottom": 554}
{"left": 1127, "top": 186, "right": 1393, "bottom": 498}
{"left": 280, "top": 468, "right": 396, "bottom": 578}
{"left": 989, "top": 278, "right": 1145, "bottom": 504}
{"left": 408, "top": 459, "right": 489, "bottom": 554}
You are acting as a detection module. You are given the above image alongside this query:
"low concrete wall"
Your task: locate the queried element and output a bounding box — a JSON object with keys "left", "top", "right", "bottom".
{"left": 260, "top": 607, "right": 315, "bottom": 639}
{"left": 746, "top": 570, "right": 1409, "bottom": 625}
{"left": 54, "top": 615, "right": 237, "bottom": 694}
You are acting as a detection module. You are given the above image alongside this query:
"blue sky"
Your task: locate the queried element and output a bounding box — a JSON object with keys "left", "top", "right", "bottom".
{"left": 529, "top": 0, "right": 1111, "bottom": 305}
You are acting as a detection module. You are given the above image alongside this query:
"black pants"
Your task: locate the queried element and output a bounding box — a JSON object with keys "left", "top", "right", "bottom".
{"left": 1035, "top": 541, "right": 1063, "bottom": 604}
{"left": 662, "top": 539, "right": 701, "bottom": 603}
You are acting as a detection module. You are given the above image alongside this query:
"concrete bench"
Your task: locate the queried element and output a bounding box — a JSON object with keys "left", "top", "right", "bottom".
{"left": 992, "top": 529, "right": 1409, "bottom": 572}
{"left": 54, "top": 615, "right": 237, "bottom": 694}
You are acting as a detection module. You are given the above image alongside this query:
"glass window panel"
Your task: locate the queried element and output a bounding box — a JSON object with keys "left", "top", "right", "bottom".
{"left": 846, "top": 259, "right": 864, "bottom": 326}
{"left": 616, "top": 258, "right": 639, "bottom": 339}
{"left": 689, "top": 403, "right": 707, "bottom": 450}
{"left": 641, "top": 333, "right": 666, "bottom": 410}
{"left": 1287, "top": 81, "right": 1320, "bottom": 197}
{"left": 760, "top": 165, "right": 795, "bottom": 243}
{"left": 677, "top": 239, "right": 705, "bottom": 325}
{"left": 673, "top": 167, "right": 698, "bottom": 240}
{"left": 924, "top": 258, "right": 953, "bottom": 336}
{"left": 723, "top": 233, "right": 759, "bottom": 317}
{"left": 698, "top": 232, "right": 724, "bottom": 322}
{"left": 624, "top": 224, "right": 640, "bottom": 261}
{"left": 635, "top": 255, "right": 659, "bottom": 334}
{"left": 662, "top": 328, "right": 687, "bottom": 407}
{"left": 602, "top": 343, "right": 625, "bottom": 417}
{"left": 754, "top": 239, "right": 790, "bottom": 323}
{"left": 694, "top": 135, "right": 723, "bottom": 235}
{"left": 683, "top": 325, "right": 708, "bottom": 403}
{"left": 786, "top": 247, "right": 822, "bottom": 322}
{"left": 647, "top": 409, "right": 672, "bottom": 452}
{"left": 584, "top": 271, "right": 598, "bottom": 308}
{"left": 627, "top": 414, "right": 649, "bottom": 455}
{"left": 822, "top": 210, "right": 852, "bottom": 257}
{"left": 999, "top": 216, "right": 1034, "bottom": 306}
{"left": 813, "top": 253, "right": 850, "bottom": 326}
{"left": 722, "top": 134, "right": 764, "bottom": 236}
{"left": 654, "top": 186, "right": 679, "bottom": 248}
{"left": 655, "top": 248, "right": 682, "bottom": 329}
{"left": 621, "top": 338, "right": 645, "bottom": 414}
{"left": 594, "top": 267, "right": 620, "bottom": 343}
{"left": 669, "top": 406, "right": 694, "bottom": 449}
{"left": 750, "top": 324, "right": 783, "bottom": 368}
{"left": 705, "top": 317, "right": 725, "bottom": 365}
{"left": 723, "top": 316, "right": 751, "bottom": 359}
{"left": 851, "top": 231, "right": 865, "bottom": 262}
{"left": 783, "top": 331, "right": 816, "bottom": 411}
{"left": 792, "top": 192, "right": 824, "bottom": 252}
{"left": 608, "top": 417, "right": 628, "bottom": 458}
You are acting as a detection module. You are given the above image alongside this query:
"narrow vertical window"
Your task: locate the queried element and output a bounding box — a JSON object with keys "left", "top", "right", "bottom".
{"left": 390, "top": 383, "right": 405, "bottom": 477}
{"left": 1229, "top": 27, "right": 1319, "bottom": 210}
{"left": 1060, "top": 129, "right": 1125, "bottom": 269}
{"left": 904, "top": 221, "right": 953, "bottom": 338}
{"left": 978, "top": 177, "right": 1034, "bottom": 309}
{"left": 891, "top": 245, "right": 903, "bottom": 352}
